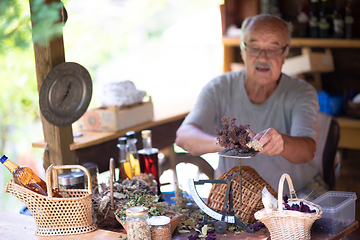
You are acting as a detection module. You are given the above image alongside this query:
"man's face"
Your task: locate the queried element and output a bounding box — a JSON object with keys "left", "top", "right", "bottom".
{"left": 241, "top": 21, "right": 288, "bottom": 85}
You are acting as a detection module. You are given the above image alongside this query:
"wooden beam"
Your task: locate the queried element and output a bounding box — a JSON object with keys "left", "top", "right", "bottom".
{"left": 30, "top": 0, "right": 77, "bottom": 170}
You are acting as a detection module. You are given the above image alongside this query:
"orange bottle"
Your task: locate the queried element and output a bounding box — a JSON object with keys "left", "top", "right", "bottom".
{"left": 1, "top": 155, "right": 63, "bottom": 198}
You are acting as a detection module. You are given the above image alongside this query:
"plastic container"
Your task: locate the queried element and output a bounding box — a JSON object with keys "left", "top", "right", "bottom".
{"left": 311, "top": 191, "right": 357, "bottom": 235}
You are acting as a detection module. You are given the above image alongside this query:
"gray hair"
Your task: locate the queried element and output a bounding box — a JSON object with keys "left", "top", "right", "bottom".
{"left": 240, "top": 14, "right": 293, "bottom": 51}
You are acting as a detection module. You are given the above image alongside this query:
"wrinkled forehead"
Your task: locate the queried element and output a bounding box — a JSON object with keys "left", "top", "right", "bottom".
{"left": 243, "top": 18, "right": 288, "bottom": 46}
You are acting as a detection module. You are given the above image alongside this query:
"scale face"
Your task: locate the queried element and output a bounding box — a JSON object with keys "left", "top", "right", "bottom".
{"left": 187, "top": 178, "right": 235, "bottom": 223}
{"left": 39, "top": 62, "right": 92, "bottom": 127}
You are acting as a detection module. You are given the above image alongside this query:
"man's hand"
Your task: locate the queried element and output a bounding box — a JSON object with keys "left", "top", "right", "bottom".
{"left": 249, "top": 128, "right": 285, "bottom": 156}
{"left": 247, "top": 127, "right": 315, "bottom": 164}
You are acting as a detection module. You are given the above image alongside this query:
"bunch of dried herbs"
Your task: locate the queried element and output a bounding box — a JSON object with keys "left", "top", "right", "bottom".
{"left": 216, "top": 116, "right": 252, "bottom": 154}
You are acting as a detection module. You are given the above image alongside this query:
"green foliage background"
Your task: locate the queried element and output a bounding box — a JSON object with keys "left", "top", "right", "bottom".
{"left": 0, "top": 0, "right": 223, "bottom": 212}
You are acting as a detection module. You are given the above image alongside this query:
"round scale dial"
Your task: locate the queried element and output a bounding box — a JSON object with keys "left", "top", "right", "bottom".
{"left": 39, "top": 62, "right": 92, "bottom": 127}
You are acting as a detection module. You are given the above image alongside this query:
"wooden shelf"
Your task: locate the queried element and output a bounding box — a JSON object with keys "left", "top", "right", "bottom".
{"left": 222, "top": 36, "right": 360, "bottom": 48}
{"left": 32, "top": 112, "right": 189, "bottom": 151}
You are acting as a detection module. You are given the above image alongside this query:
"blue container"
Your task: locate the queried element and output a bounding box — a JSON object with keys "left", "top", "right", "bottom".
{"left": 318, "top": 91, "right": 344, "bottom": 116}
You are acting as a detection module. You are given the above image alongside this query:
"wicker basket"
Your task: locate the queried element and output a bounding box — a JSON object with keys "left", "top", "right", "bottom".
{"left": 5, "top": 164, "right": 97, "bottom": 237}
{"left": 206, "top": 166, "right": 277, "bottom": 223}
{"left": 254, "top": 173, "right": 323, "bottom": 240}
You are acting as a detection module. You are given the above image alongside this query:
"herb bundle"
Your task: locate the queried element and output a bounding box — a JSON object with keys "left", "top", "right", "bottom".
{"left": 216, "top": 116, "right": 252, "bottom": 154}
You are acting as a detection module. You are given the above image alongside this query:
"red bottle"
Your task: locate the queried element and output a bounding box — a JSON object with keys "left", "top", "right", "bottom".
{"left": 138, "top": 130, "right": 160, "bottom": 195}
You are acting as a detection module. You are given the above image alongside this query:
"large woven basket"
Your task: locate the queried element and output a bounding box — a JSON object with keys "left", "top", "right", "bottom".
{"left": 5, "top": 164, "right": 97, "bottom": 236}
{"left": 254, "top": 173, "right": 323, "bottom": 240}
{"left": 206, "top": 166, "right": 277, "bottom": 223}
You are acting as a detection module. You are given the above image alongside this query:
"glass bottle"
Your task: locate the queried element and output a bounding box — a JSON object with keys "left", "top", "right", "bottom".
{"left": 309, "top": 0, "right": 319, "bottom": 38}
{"left": 345, "top": 0, "right": 353, "bottom": 39}
{"left": 297, "top": 0, "right": 310, "bottom": 37}
{"left": 1, "top": 155, "right": 63, "bottom": 198}
{"left": 125, "top": 206, "right": 151, "bottom": 240}
{"left": 126, "top": 131, "right": 141, "bottom": 176}
{"left": 333, "top": 0, "right": 345, "bottom": 38}
{"left": 118, "top": 137, "right": 133, "bottom": 180}
{"left": 319, "top": 0, "right": 330, "bottom": 38}
{"left": 138, "top": 130, "right": 160, "bottom": 195}
{"left": 148, "top": 216, "right": 171, "bottom": 240}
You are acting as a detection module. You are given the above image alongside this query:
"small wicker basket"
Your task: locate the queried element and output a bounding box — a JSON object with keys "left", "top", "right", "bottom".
{"left": 206, "top": 166, "right": 277, "bottom": 223}
{"left": 254, "top": 173, "right": 323, "bottom": 240}
{"left": 5, "top": 164, "right": 97, "bottom": 237}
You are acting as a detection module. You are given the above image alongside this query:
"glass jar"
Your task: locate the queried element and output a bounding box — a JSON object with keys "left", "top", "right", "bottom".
{"left": 72, "top": 162, "right": 99, "bottom": 194}
{"left": 58, "top": 171, "right": 85, "bottom": 190}
{"left": 125, "top": 206, "right": 151, "bottom": 240}
{"left": 148, "top": 216, "right": 171, "bottom": 240}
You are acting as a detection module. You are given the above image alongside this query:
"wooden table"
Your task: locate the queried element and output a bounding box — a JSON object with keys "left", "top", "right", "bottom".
{"left": 1, "top": 210, "right": 358, "bottom": 240}
{"left": 0, "top": 211, "right": 122, "bottom": 240}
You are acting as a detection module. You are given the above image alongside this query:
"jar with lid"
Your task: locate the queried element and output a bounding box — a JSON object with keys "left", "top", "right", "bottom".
{"left": 125, "top": 206, "right": 151, "bottom": 240}
{"left": 72, "top": 162, "right": 99, "bottom": 194}
{"left": 58, "top": 171, "right": 85, "bottom": 190}
{"left": 148, "top": 216, "right": 171, "bottom": 240}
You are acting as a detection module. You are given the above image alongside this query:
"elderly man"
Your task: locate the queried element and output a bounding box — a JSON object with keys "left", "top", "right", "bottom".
{"left": 175, "top": 14, "right": 321, "bottom": 194}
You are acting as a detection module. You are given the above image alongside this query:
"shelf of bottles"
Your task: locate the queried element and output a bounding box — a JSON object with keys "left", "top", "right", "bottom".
{"left": 223, "top": 0, "right": 358, "bottom": 49}
{"left": 222, "top": 36, "right": 360, "bottom": 48}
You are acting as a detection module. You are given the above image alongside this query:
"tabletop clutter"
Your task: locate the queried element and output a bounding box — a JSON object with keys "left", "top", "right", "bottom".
{"left": 1, "top": 110, "right": 358, "bottom": 239}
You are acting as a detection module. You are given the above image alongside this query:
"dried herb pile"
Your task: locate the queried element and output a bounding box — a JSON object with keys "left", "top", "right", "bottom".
{"left": 216, "top": 116, "right": 252, "bottom": 154}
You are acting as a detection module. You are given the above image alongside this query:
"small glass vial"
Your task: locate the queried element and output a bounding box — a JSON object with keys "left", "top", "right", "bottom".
{"left": 125, "top": 206, "right": 151, "bottom": 240}
{"left": 148, "top": 216, "right": 171, "bottom": 240}
{"left": 58, "top": 171, "right": 85, "bottom": 190}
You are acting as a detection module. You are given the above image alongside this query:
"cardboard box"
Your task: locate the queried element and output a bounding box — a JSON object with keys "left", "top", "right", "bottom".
{"left": 77, "top": 98, "right": 154, "bottom": 132}
{"left": 282, "top": 47, "right": 334, "bottom": 76}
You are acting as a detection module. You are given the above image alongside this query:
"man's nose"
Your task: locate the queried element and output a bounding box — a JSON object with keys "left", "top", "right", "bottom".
{"left": 257, "top": 50, "right": 269, "bottom": 59}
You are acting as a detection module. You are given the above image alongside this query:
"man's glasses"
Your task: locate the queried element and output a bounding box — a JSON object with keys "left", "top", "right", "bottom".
{"left": 241, "top": 41, "right": 288, "bottom": 59}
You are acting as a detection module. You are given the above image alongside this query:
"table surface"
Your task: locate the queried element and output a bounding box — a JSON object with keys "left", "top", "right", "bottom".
{"left": 1, "top": 210, "right": 358, "bottom": 240}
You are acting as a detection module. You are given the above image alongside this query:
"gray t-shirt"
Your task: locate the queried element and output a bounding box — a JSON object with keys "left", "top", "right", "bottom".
{"left": 182, "top": 70, "right": 320, "bottom": 192}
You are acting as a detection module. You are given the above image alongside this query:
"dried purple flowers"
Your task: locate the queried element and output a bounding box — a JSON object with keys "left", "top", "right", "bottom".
{"left": 283, "top": 195, "right": 316, "bottom": 213}
{"left": 216, "top": 116, "right": 252, "bottom": 154}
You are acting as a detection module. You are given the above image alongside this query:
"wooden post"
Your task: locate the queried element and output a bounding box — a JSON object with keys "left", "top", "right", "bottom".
{"left": 29, "top": 0, "right": 77, "bottom": 170}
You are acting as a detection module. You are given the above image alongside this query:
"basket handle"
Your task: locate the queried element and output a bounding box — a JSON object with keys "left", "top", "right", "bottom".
{"left": 45, "top": 164, "right": 93, "bottom": 199}
{"left": 277, "top": 173, "right": 298, "bottom": 213}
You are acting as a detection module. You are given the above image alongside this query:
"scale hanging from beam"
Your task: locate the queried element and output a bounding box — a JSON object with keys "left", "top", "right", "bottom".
{"left": 188, "top": 148, "right": 258, "bottom": 234}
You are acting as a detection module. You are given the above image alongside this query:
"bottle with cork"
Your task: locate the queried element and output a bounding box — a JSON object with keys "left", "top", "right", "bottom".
{"left": 1, "top": 155, "right": 63, "bottom": 198}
